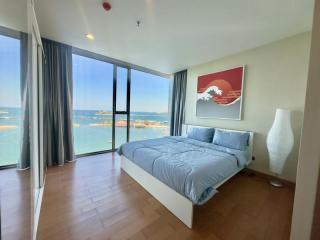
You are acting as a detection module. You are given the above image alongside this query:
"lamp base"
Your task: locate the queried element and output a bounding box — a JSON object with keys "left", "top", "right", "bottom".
{"left": 270, "top": 179, "right": 284, "bottom": 188}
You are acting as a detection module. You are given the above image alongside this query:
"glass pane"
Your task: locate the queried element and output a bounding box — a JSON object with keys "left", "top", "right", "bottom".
{"left": 115, "top": 114, "right": 127, "bottom": 148}
{"left": 130, "top": 70, "right": 170, "bottom": 141}
{"left": 0, "top": 35, "right": 21, "bottom": 166}
{"left": 72, "top": 54, "right": 113, "bottom": 154}
{"left": 116, "top": 67, "right": 127, "bottom": 111}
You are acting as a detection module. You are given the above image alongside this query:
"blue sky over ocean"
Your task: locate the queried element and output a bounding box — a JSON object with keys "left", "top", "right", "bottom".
{"left": 73, "top": 54, "right": 170, "bottom": 113}
{"left": 0, "top": 35, "right": 21, "bottom": 108}
{"left": 0, "top": 35, "right": 170, "bottom": 113}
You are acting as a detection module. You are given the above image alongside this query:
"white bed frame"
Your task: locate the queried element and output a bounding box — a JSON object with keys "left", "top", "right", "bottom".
{"left": 120, "top": 124, "right": 254, "bottom": 228}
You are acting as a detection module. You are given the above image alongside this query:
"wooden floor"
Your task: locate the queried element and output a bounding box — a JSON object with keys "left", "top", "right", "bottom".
{"left": 0, "top": 168, "right": 31, "bottom": 240}
{"left": 37, "top": 153, "right": 294, "bottom": 240}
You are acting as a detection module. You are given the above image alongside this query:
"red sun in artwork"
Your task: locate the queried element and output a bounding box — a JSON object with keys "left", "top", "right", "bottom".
{"left": 209, "top": 79, "right": 232, "bottom": 96}
{"left": 206, "top": 79, "right": 241, "bottom": 105}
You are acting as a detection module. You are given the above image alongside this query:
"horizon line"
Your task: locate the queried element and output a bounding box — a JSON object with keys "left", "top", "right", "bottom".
{"left": 0, "top": 106, "right": 169, "bottom": 114}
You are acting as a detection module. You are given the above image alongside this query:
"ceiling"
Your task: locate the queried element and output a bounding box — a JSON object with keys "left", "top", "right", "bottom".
{"left": 0, "top": 0, "right": 315, "bottom": 74}
{"left": 0, "top": 0, "right": 27, "bottom": 33}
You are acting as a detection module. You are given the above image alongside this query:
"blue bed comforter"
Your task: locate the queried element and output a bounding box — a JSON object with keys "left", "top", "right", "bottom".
{"left": 118, "top": 136, "right": 249, "bottom": 205}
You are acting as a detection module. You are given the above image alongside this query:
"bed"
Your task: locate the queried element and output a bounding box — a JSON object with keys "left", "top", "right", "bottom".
{"left": 118, "top": 124, "right": 254, "bottom": 228}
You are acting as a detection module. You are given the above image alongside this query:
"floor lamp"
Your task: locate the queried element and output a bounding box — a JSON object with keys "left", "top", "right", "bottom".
{"left": 267, "top": 109, "right": 294, "bottom": 187}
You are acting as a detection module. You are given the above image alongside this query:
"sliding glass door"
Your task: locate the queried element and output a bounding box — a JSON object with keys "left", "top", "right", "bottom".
{"left": 72, "top": 52, "right": 170, "bottom": 155}
{"left": 0, "top": 34, "right": 21, "bottom": 167}
{"left": 72, "top": 54, "right": 114, "bottom": 155}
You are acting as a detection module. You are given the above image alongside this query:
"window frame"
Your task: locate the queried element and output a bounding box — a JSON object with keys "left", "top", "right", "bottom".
{"left": 112, "top": 66, "right": 131, "bottom": 150}
{"left": 0, "top": 26, "right": 21, "bottom": 40}
{"left": 0, "top": 26, "right": 22, "bottom": 169}
{"left": 72, "top": 47, "right": 171, "bottom": 158}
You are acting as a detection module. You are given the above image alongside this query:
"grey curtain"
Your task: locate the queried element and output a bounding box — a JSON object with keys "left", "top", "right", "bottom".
{"left": 19, "top": 32, "right": 30, "bottom": 169}
{"left": 42, "top": 39, "right": 74, "bottom": 166}
{"left": 170, "top": 70, "right": 187, "bottom": 136}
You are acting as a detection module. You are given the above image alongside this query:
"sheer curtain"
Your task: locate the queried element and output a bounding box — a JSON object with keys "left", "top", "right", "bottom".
{"left": 19, "top": 32, "right": 30, "bottom": 169}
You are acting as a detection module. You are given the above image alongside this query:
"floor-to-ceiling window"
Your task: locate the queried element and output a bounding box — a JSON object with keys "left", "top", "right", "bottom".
{"left": 72, "top": 51, "right": 170, "bottom": 155}
{"left": 72, "top": 54, "right": 113, "bottom": 155}
{"left": 0, "top": 34, "right": 21, "bottom": 167}
{"left": 130, "top": 70, "right": 170, "bottom": 141}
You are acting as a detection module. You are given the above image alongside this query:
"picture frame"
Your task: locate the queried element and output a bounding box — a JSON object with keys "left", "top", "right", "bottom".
{"left": 196, "top": 66, "right": 245, "bottom": 120}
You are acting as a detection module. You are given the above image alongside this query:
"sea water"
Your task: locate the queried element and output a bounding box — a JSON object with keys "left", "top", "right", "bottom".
{"left": 0, "top": 107, "right": 169, "bottom": 166}
{"left": 0, "top": 107, "right": 21, "bottom": 166}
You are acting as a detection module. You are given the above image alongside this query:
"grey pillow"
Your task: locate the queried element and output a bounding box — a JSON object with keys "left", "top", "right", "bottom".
{"left": 187, "top": 127, "right": 215, "bottom": 143}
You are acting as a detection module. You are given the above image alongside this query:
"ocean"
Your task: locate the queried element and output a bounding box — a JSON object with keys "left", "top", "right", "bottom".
{"left": 0, "top": 107, "right": 169, "bottom": 166}
{"left": 0, "top": 107, "right": 21, "bottom": 166}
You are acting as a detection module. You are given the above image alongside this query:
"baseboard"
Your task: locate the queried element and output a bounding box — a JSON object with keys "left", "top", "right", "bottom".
{"left": 243, "top": 168, "right": 295, "bottom": 188}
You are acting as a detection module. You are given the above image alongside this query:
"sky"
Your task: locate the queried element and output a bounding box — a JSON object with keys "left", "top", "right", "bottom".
{"left": 0, "top": 35, "right": 21, "bottom": 108}
{"left": 73, "top": 54, "right": 170, "bottom": 113}
{"left": 0, "top": 35, "right": 170, "bottom": 113}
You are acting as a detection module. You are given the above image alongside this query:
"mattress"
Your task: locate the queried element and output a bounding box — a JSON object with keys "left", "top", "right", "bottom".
{"left": 118, "top": 136, "right": 249, "bottom": 205}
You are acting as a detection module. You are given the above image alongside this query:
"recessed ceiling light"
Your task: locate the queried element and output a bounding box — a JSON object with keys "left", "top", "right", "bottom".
{"left": 85, "top": 33, "right": 95, "bottom": 40}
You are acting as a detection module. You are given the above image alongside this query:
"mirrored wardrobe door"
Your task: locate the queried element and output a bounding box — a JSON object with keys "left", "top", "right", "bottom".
{"left": 28, "top": 0, "right": 45, "bottom": 239}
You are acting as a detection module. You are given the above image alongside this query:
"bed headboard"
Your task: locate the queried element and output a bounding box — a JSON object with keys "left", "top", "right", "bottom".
{"left": 182, "top": 124, "right": 254, "bottom": 165}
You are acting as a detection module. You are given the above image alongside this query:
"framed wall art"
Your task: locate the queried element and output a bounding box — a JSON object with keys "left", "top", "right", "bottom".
{"left": 196, "top": 66, "right": 245, "bottom": 120}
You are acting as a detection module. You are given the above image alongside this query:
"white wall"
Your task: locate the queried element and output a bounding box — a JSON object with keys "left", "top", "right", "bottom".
{"left": 291, "top": 0, "right": 320, "bottom": 238}
{"left": 185, "top": 32, "right": 311, "bottom": 182}
{"left": 0, "top": 0, "right": 27, "bottom": 32}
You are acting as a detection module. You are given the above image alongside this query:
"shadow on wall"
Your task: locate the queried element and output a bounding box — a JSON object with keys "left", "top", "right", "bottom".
{"left": 282, "top": 110, "right": 304, "bottom": 180}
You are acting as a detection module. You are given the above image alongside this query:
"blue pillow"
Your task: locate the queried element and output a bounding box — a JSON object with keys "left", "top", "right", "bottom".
{"left": 187, "top": 127, "right": 215, "bottom": 143}
{"left": 212, "top": 129, "right": 249, "bottom": 151}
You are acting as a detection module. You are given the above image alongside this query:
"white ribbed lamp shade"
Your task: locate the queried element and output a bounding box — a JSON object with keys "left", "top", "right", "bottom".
{"left": 267, "top": 109, "right": 294, "bottom": 175}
